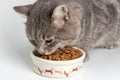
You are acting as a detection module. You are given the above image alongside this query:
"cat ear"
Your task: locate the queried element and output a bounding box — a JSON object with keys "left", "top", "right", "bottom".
{"left": 51, "top": 5, "right": 69, "bottom": 29}
{"left": 13, "top": 4, "right": 32, "bottom": 17}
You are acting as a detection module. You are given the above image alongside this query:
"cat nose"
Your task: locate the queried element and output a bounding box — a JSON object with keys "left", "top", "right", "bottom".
{"left": 37, "top": 49, "right": 45, "bottom": 55}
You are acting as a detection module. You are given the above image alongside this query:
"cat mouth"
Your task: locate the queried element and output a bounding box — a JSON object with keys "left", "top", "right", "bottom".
{"left": 44, "top": 47, "right": 62, "bottom": 55}
{"left": 57, "top": 47, "right": 62, "bottom": 51}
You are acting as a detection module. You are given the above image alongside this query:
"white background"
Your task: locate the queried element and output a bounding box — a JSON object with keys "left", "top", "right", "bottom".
{"left": 0, "top": 0, "right": 120, "bottom": 80}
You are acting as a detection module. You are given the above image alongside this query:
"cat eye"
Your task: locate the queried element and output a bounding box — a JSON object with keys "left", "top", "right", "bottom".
{"left": 45, "top": 39, "right": 53, "bottom": 43}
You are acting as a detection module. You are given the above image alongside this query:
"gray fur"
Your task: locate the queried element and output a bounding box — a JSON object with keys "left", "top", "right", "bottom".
{"left": 14, "top": 0, "right": 120, "bottom": 60}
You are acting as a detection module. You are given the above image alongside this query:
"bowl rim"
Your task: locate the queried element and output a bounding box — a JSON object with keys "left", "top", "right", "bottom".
{"left": 31, "top": 47, "right": 86, "bottom": 64}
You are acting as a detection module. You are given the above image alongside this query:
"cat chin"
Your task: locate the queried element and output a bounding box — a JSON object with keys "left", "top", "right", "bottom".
{"left": 44, "top": 47, "right": 63, "bottom": 55}
{"left": 44, "top": 49, "right": 56, "bottom": 55}
{"left": 44, "top": 52, "right": 53, "bottom": 55}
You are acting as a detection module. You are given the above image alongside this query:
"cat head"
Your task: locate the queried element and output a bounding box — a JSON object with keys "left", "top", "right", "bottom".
{"left": 14, "top": 0, "right": 82, "bottom": 55}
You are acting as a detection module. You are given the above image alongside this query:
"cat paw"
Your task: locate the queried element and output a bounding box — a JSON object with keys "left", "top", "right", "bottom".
{"left": 83, "top": 53, "right": 89, "bottom": 62}
{"left": 105, "top": 43, "right": 118, "bottom": 49}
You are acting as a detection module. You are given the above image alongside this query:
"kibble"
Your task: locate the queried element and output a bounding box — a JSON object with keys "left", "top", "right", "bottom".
{"left": 33, "top": 46, "right": 82, "bottom": 61}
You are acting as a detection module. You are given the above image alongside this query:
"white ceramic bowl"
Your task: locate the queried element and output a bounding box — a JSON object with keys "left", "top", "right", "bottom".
{"left": 31, "top": 48, "right": 86, "bottom": 78}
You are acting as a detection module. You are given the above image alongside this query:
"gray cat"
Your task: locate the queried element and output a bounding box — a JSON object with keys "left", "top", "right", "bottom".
{"left": 14, "top": 0, "right": 120, "bottom": 61}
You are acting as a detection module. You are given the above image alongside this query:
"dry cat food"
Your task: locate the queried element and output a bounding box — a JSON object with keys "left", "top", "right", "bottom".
{"left": 33, "top": 46, "right": 82, "bottom": 61}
